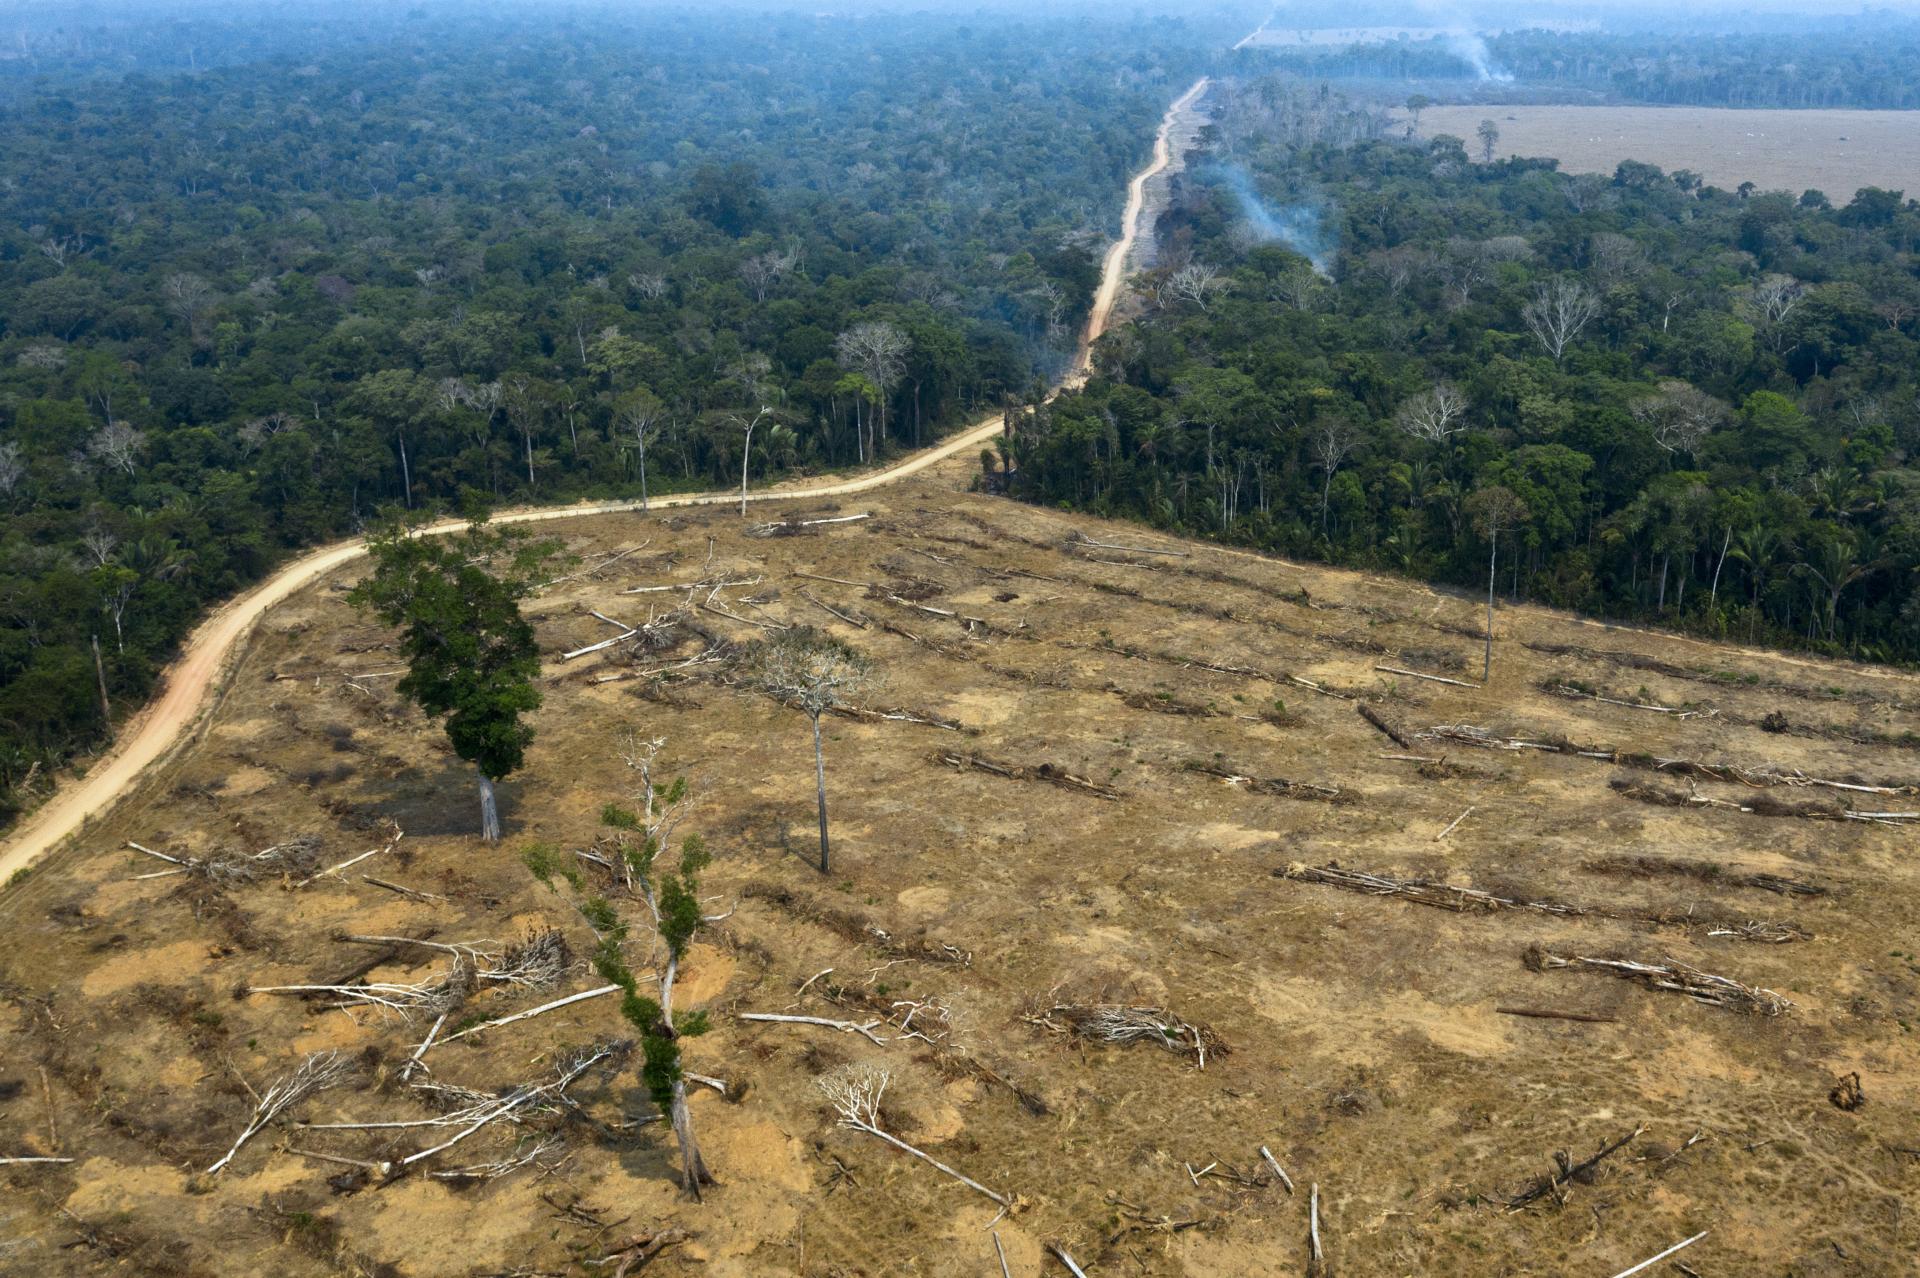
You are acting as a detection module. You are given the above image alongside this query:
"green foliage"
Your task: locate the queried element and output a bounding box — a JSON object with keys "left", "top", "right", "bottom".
{"left": 348, "top": 515, "right": 558, "bottom": 783}
{"left": 600, "top": 802, "right": 641, "bottom": 831}
{"left": 1017, "top": 76, "right": 1920, "bottom": 662}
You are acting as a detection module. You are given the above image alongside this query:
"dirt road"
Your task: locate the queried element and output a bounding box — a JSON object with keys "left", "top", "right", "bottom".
{"left": 0, "top": 78, "right": 1212, "bottom": 887}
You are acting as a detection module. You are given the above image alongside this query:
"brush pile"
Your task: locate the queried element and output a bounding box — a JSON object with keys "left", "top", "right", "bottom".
{"left": 1026, "top": 1002, "right": 1228, "bottom": 1068}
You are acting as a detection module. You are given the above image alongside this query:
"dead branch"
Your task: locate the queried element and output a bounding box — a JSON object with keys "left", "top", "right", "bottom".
{"left": 1181, "top": 760, "right": 1344, "bottom": 803}
{"left": 1259, "top": 1145, "right": 1295, "bottom": 1193}
{"left": 1609, "top": 1231, "right": 1709, "bottom": 1278}
{"left": 1309, "top": 1182, "right": 1324, "bottom": 1270}
{"left": 129, "top": 835, "right": 322, "bottom": 887}
{"left": 738, "top": 1012, "right": 888, "bottom": 1045}
{"left": 0, "top": 1155, "right": 75, "bottom": 1165}
{"left": 1496, "top": 1007, "right": 1619, "bottom": 1024}
{"left": 296, "top": 822, "right": 403, "bottom": 887}
{"left": 1434, "top": 806, "right": 1475, "bottom": 841}
{"left": 592, "top": 1228, "right": 688, "bottom": 1277}
{"left": 1526, "top": 946, "right": 1791, "bottom": 1015}
{"left": 1543, "top": 680, "right": 1710, "bottom": 718}
{"left": 440, "top": 984, "right": 622, "bottom": 1045}
{"left": 1504, "top": 1125, "right": 1645, "bottom": 1210}
{"left": 362, "top": 875, "right": 445, "bottom": 902}
{"left": 798, "top": 589, "right": 869, "bottom": 629}
{"left": 1375, "top": 664, "right": 1478, "bottom": 688}
{"left": 1065, "top": 531, "right": 1188, "bottom": 558}
{"left": 935, "top": 751, "right": 1121, "bottom": 800}
{"left": 1356, "top": 703, "right": 1412, "bottom": 748}
{"left": 1025, "top": 1003, "right": 1227, "bottom": 1068}
{"left": 1050, "top": 1244, "right": 1091, "bottom": 1276}
{"left": 818, "top": 1063, "right": 1012, "bottom": 1206}
{"left": 206, "top": 1052, "right": 353, "bottom": 1175}
{"left": 748, "top": 512, "right": 871, "bottom": 537}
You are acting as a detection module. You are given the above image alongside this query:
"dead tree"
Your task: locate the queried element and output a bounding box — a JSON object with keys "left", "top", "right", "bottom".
{"left": 756, "top": 629, "right": 874, "bottom": 875}
{"left": 818, "top": 1063, "right": 1011, "bottom": 1206}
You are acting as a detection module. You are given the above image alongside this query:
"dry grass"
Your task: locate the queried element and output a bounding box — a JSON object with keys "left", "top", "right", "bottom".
{"left": 3, "top": 458, "right": 1919, "bottom": 1276}
{"left": 1418, "top": 104, "right": 1920, "bottom": 197}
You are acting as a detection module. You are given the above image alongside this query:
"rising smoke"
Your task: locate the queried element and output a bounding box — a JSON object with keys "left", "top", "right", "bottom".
{"left": 1213, "top": 164, "right": 1337, "bottom": 275}
{"left": 1442, "top": 29, "right": 1514, "bottom": 82}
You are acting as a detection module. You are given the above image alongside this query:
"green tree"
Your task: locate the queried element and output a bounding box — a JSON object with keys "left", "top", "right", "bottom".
{"left": 577, "top": 736, "right": 717, "bottom": 1198}
{"left": 348, "top": 510, "right": 562, "bottom": 840}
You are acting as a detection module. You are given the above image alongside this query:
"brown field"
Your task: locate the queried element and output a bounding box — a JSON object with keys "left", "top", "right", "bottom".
{"left": 4, "top": 457, "right": 1920, "bottom": 1276}
{"left": 1419, "top": 105, "right": 1920, "bottom": 199}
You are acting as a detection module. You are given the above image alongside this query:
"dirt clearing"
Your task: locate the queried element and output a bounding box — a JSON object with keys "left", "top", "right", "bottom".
{"left": 3, "top": 461, "right": 1918, "bottom": 1275}
{"left": 1419, "top": 104, "right": 1920, "bottom": 197}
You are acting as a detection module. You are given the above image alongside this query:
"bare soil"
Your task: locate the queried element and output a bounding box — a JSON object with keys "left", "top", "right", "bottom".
{"left": 1418, "top": 104, "right": 1920, "bottom": 198}
{"left": 3, "top": 462, "right": 1918, "bottom": 1276}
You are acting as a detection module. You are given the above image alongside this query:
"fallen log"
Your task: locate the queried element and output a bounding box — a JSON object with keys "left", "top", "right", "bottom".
{"left": 1503, "top": 1124, "right": 1644, "bottom": 1210}
{"left": 1376, "top": 664, "right": 1479, "bottom": 688}
{"left": 1495, "top": 1007, "right": 1618, "bottom": 1024}
{"left": 1525, "top": 946, "right": 1791, "bottom": 1015}
{"left": 935, "top": 751, "right": 1121, "bottom": 800}
{"left": 1356, "top": 702, "right": 1412, "bottom": 748}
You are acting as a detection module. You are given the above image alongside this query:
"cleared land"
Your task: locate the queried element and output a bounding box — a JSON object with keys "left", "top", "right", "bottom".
{"left": 1419, "top": 105, "right": 1920, "bottom": 198}
{"left": 3, "top": 457, "right": 1918, "bottom": 1275}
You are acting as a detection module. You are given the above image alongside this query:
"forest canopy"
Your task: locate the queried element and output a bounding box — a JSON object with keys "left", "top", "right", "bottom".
{"left": 0, "top": 6, "right": 1208, "bottom": 822}
{"left": 1012, "top": 78, "right": 1920, "bottom": 668}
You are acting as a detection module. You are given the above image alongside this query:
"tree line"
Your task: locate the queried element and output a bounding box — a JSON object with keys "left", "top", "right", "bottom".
{"left": 1010, "top": 78, "right": 1920, "bottom": 667}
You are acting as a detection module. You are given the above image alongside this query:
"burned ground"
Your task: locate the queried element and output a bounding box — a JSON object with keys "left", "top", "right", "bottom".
{"left": 3, "top": 464, "right": 1918, "bottom": 1276}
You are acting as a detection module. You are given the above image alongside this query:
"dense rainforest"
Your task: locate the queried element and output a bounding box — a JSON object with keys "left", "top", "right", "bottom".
{"left": 0, "top": 5, "right": 1212, "bottom": 822}
{"left": 1014, "top": 79, "right": 1920, "bottom": 665}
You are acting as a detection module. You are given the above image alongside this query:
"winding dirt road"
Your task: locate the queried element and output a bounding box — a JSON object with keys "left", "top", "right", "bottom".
{"left": 0, "top": 77, "right": 1213, "bottom": 887}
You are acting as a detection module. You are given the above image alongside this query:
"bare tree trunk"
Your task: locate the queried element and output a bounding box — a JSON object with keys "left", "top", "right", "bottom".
{"left": 91, "top": 634, "right": 112, "bottom": 733}
{"left": 1484, "top": 535, "right": 1497, "bottom": 682}
{"left": 812, "top": 714, "right": 831, "bottom": 876}
{"left": 478, "top": 774, "right": 500, "bottom": 843}
{"left": 397, "top": 432, "right": 412, "bottom": 509}
{"left": 669, "top": 1080, "right": 712, "bottom": 1197}
{"left": 1709, "top": 526, "right": 1732, "bottom": 608}
{"left": 525, "top": 433, "right": 536, "bottom": 488}
{"left": 638, "top": 437, "right": 649, "bottom": 512}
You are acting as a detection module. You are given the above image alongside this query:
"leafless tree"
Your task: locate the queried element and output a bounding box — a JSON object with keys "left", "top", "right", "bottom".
{"left": 1631, "top": 380, "right": 1729, "bottom": 459}
{"left": 1522, "top": 276, "right": 1601, "bottom": 362}
{"left": 1744, "top": 273, "right": 1806, "bottom": 353}
{"left": 738, "top": 241, "right": 801, "bottom": 303}
{"left": 0, "top": 441, "right": 23, "bottom": 506}
{"left": 1466, "top": 485, "right": 1530, "bottom": 680}
{"left": 1309, "top": 416, "right": 1363, "bottom": 535}
{"left": 628, "top": 271, "right": 669, "bottom": 301}
{"left": 728, "top": 406, "right": 775, "bottom": 516}
{"left": 17, "top": 341, "right": 67, "bottom": 371}
{"left": 80, "top": 526, "right": 119, "bottom": 568}
{"left": 502, "top": 377, "right": 549, "bottom": 489}
{"left": 162, "top": 272, "right": 214, "bottom": 333}
{"left": 1395, "top": 382, "right": 1469, "bottom": 445}
{"left": 237, "top": 410, "right": 301, "bottom": 454}
{"left": 835, "top": 321, "right": 909, "bottom": 455}
{"left": 614, "top": 388, "right": 667, "bottom": 511}
{"left": 1363, "top": 245, "right": 1428, "bottom": 295}
{"left": 87, "top": 421, "right": 146, "bottom": 477}
{"left": 1587, "top": 232, "right": 1645, "bottom": 291}
{"left": 33, "top": 229, "right": 86, "bottom": 270}
{"left": 1434, "top": 239, "right": 1494, "bottom": 308}
{"left": 1164, "top": 262, "right": 1227, "bottom": 312}
{"left": 756, "top": 631, "right": 874, "bottom": 875}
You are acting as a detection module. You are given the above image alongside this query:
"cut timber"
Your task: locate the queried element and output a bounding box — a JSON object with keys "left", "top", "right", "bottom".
{"left": 1376, "top": 664, "right": 1479, "bottom": 688}
{"left": 1067, "top": 532, "right": 1188, "bottom": 558}
{"left": 1496, "top": 1007, "right": 1618, "bottom": 1024}
{"left": 738, "top": 1012, "right": 889, "bottom": 1045}
{"left": 935, "top": 751, "right": 1121, "bottom": 800}
{"left": 440, "top": 984, "right": 621, "bottom": 1044}
{"left": 1504, "top": 1124, "right": 1645, "bottom": 1210}
{"left": 1357, "top": 702, "right": 1412, "bottom": 748}
{"left": 1260, "top": 1145, "right": 1295, "bottom": 1193}
{"left": 1608, "top": 1231, "right": 1709, "bottom": 1278}
{"left": 1525, "top": 946, "right": 1791, "bottom": 1015}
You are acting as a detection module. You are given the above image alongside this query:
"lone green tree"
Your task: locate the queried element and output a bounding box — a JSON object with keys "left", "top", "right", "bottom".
{"left": 349, "top": 508, "right": 561, "bottom": 841}
{"left": 583, "top": 735, "right": 717, "bottom": 1198}
{"left": 756, "top": 629, "right": 872, "bottom": 875}
{"left": 1466, "top": 485, "right": 1530, "bottom": 682}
